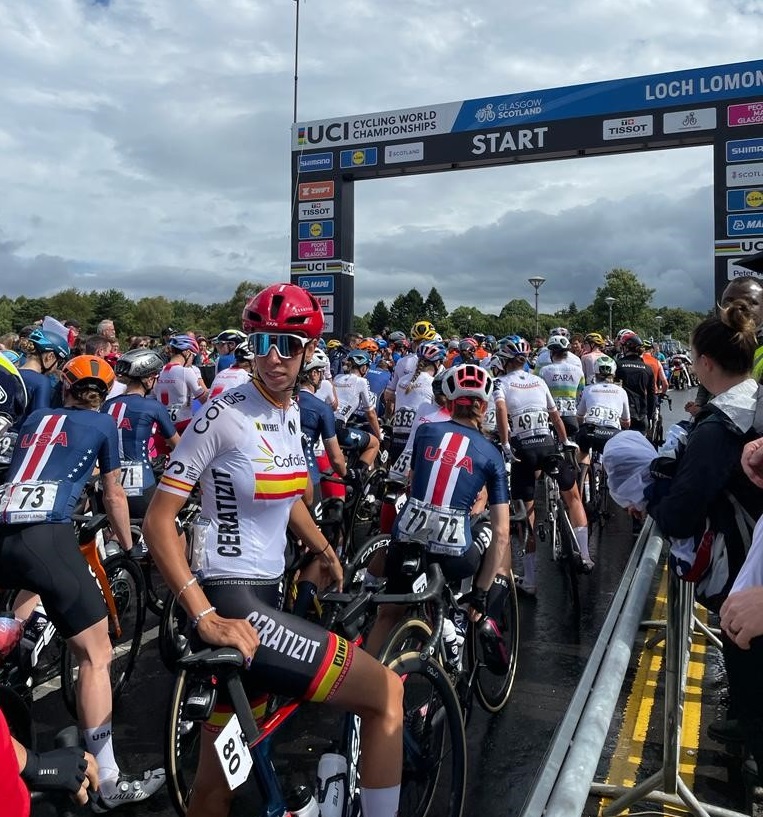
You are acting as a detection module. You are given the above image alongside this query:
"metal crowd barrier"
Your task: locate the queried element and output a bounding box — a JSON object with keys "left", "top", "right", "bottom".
{"left": 520, "top": 520, "right": 748, "bottom": 817}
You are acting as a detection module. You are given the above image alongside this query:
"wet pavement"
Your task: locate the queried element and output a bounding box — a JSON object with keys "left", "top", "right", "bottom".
{"left": 25, "top": 387, "right": 752, "bottom": 817}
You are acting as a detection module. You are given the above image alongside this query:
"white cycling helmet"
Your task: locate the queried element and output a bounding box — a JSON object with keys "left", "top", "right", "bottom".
{"left": 549, "top": 326, "right": 570, "bottom": 338}
{"left": 547, "top": 335, "right": 571, "bottom": 352}
{"left": 441, "top": 364, "right": 494, "bottom": 402}
{"left": 303, "top": 348, "right": 329, "bottom": 373}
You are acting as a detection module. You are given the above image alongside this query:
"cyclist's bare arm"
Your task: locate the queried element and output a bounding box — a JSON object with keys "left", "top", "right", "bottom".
{"left": 366, "top": 407, "right": 382, "bottom": 439}
{"left": 101, "top": 468, "right": 132, "bottom": 550}
{"left": 549, "top": 408, "right": 568, "bottom": 444}
{"left": 324, "top": 437, "right": 347, "bottom": 477}
{"left": 475, "top": 502, "right": 510, "bottom": 592}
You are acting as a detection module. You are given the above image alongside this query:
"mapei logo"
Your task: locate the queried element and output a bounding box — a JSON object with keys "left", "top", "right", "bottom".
{"left": 298, "top": 122, "right": 350, "bottom": 145}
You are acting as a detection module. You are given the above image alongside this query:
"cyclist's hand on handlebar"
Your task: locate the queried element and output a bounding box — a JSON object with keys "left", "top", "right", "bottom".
{"left": 73, "top": 752, "right": 99, "bottom": 806}
{"left": 460, "top": 587, "right": 487, "bottom": 622}
{"left": 319, "top": 545, "right": 344, "bottom": 588}
{"left": 196, "top": 613, "right": 260, "bottom": 665}
{"left": 501, "top": 443, "right": 520, "bottom": 463}
{"left": 742, "top": 437, "right": 763, "bottom": 489}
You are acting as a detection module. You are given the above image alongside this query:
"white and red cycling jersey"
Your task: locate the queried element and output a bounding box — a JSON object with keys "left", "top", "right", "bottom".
{"left": 158, "top": 380, "right": 308, "bottom": 580}
{"left": 155, "top": 363, "right": 206, "bottom": 426}
{"left": 208, "top": 366, "right": 250, "bottom": 400}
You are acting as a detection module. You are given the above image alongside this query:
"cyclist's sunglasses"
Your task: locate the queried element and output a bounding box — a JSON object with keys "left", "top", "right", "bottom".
{"left": 249, "top": 332, "right": 310, "bottom": 359}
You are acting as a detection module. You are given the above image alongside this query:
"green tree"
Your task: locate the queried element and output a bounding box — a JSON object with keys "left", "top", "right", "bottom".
{"left": 388, "top": 289, "right": 425, "bottom": 332}
{"left": 592, "top": 268, "right": 655, "bottom": 338}
{"left": 352, "top": 315, "right": 371, "bottom": 337}
{"left": 91, "top": 289, "right": 136, "bottom": 337}
{"left": 367, "top": 300, "right": 390, "bottom": 335}
{"left": 13, "top": 297, "right": 51, "bottom": 329}
{"left": 650, "top": 307, "right": 704, "bottom": 345}
{"left": 448, "top": 305, "right": 485, "bottom": 337}
{"left": 424, "top": 287, "right": 448, "bottom": 326}
{"left": 47, "top": 288, "right": 94, "bottom": 328}
{"left": 134, "top": 296, "right": 174, "bottom": 336}
{"left": 0, "top": 297, "right": 15, "bottom": 334}
{"left": 207, "top": 281, "right": 264, "bottom": 332}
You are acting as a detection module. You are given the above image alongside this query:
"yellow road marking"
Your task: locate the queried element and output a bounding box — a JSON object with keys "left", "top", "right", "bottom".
{"left": 597, "top": 567, "right": 709, "bottom": 815}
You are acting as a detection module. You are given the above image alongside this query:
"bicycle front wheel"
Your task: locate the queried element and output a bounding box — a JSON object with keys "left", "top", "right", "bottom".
{"left": 385, "top": 651, "right": 467, "bottom": 817}
{"left": 165, "top": 668, "right": 201, "bottom": 817}
{"left": 61, "top": 554, "right": 146, "bottom": 717}
{"left": 350, "top": 468, "right": 386, "bottom": 554}
{"left": 467, "top": 572, "right": 519, "bottom": 713}
{"left": 378, "top": 617, "right": 433, "bottom": 665}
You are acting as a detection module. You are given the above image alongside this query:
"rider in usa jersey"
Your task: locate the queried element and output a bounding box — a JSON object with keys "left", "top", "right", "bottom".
{"left": 367, "top": 364, "right": 511, "bottom": 661}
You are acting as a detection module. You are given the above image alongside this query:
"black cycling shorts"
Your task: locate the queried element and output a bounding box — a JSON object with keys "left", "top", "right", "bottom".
{"left": 197, "top": 580, "right": 354, "bottom": 726}
{"left": 336, "top": 424, "right": 371, "bottom": 452}
{"left": 576, "top": 424, "right": 620, "bottom": 455}
{"left": 0, "top": 522, "right": 107, "bottom": 639}
{"left": 382, "top": 539, "right": 482, "bottom": 594}
{"left": 560, "top": 416, "right": 579, "bottom": 437}
{"left": 510, "top": 442, "right": 577, "bottom": 502}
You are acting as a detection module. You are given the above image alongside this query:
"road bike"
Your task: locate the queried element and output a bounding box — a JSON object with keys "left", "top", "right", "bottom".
{"left": 165, "top": 564, "right": 467, "bottom": 817}
{"left": 368, "top": 534, "right": 520, "bottom": 717}
{"left": 536, "top": 450, "right": 585, "bottom": 613}
{"left": 647, "top": 391, "right": 673, "bottom": 450}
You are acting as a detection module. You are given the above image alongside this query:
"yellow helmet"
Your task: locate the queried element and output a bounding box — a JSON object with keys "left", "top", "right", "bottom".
{"left": 410, "top": 320, "right": 436, "bottom": 341}
{"left": 326, "top": 339, "right": 342, "bottom": 350}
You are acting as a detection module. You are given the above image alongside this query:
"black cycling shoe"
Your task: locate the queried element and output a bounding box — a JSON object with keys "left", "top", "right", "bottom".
{"left": 478, "top": 617, "right": 509, "bottom": 674}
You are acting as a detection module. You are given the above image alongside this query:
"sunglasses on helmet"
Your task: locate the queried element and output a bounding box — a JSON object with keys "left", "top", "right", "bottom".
{"left": 249, "top": 333, "right": 310, "bottom": 359}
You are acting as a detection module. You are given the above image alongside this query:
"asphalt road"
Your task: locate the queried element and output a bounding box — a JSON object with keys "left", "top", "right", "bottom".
{"left": 27, "top": 387, "right": 743, "bottom": 817}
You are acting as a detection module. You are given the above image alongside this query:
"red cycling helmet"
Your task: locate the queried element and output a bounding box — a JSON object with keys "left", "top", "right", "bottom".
{"left": 242, "top": 284, "right": 324, "bottom": 338}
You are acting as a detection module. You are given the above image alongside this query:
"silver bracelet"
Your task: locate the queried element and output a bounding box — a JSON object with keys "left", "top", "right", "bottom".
{"left": 191, "top": 606, "right": 216, "bottom": 628}
{"left": 176, "top": 576, "right": 198, "bottom": 601}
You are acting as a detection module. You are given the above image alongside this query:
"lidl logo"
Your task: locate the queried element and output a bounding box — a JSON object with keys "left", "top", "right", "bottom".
{"left": 298, "top": 221, "right": 335, "bottom": 240}
{"left": 727, "top": 188, "right": 763, "bottom": 212}
{"left": 340, "top": 147, "right": 378, "bottom": 169}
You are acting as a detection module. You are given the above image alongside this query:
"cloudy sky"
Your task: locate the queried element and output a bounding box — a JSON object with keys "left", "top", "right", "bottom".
{"left": 0, "top": 0, "right": 761, "bottom": 318}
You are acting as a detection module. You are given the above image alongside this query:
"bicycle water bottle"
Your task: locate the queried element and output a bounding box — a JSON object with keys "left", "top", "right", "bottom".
{"left": 0, "top": 611, "right": 23, "bottom": 657}
{"left": 286, "top": 785, "right": 320, "bottom": 817}
{"left": 441, "top": 618, "right": 464, "bottom": 670}
{"left": 316, "top": 752, "right": 348, "bottom": 817}
{"left": 20, "top": 603, "right": 49, "bottom": 655}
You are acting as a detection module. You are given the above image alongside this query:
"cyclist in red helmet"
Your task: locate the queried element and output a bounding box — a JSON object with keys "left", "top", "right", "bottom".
{"left": 145, "top": 283, "right": 403, "bottom": 817}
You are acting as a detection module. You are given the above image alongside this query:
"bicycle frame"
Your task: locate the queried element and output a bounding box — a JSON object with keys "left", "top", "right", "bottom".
{"left": 79, "top": 537, "right": 123, "bottom": 639}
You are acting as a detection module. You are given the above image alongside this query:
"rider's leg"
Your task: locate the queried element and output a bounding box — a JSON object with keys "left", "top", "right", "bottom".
{"left": 360, "top": 434, "right": 380, "bottom": 469}
{"left": 68, "top": 618, "right": 120, "bottom": 783}
{"left": 561, "top": 484, "right": 592, "bottom": 565}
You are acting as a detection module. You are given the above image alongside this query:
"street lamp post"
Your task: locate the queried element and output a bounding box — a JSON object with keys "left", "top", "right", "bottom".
{"left": 655, "top": 314, "right": 663, "bottom": 341}
{"left": 604, "top": 297, "right": 616, "bottom": 340}
{"left": 528, "top": 277, "right": 546, "bottom": 338}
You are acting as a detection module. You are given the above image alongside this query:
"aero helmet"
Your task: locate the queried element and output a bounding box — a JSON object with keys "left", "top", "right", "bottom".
{"left": 441, "top": 364, "right": 494, "bottom": 403}
{"left": 61, "top": 355, "right": 115, "bottom": 397}
{"left": 242, "top": 283, "right": 324, "bottom": 338}
{"left": 114, "top": 348, "right": 165, "bottom": 379}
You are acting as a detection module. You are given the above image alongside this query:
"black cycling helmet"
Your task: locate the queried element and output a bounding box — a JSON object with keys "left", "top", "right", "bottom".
{"left": 114, "top": 348, "right": 165, "bottom": 380}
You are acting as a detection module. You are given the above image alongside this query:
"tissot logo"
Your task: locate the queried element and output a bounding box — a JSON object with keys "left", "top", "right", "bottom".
{"left": 298, "top": 122, "right": 350, "bottom": 144}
